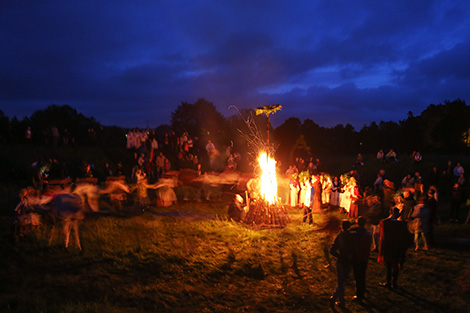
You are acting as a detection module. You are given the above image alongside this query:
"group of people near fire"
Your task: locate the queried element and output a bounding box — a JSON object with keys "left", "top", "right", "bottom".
{"left": 281, "top": 154, "right": 470, "bottom": 308}
{"left": 125, "top": 128, "right": 241, "bottom": 183}
{"left": 12, "top": 125, "right": 470, "bottom": 308}
{"left": 285, "top": 161, "right": 361, "bottom": 222}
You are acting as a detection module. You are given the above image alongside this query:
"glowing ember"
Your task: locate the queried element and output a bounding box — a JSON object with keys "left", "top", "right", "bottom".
{"left": 258, "top": 152, "right": 278, "bottom": 205}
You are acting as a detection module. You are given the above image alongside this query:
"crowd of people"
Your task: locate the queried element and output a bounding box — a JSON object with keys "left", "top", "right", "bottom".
{"left": 25, "top": 127, "right": 250, "bottom": 217}
{"left": 27, "top": 128, "right": 470, "bottom": 229}
{"left": 12, "top": 125, "right": 470, "bottom": 309}
{"left": 280, "top": 152, "right": 470, "bottom": 309}
{"left": 125, "top": 128, "right": 243, "bottom": 184}
{"left": 283, "top": 152, "right": 470, "bottom": 222}
{"left": 25, "top": 125, "right": 102, "bottom": 147}
{"left": 328, "top": 208, "right": 413, "bottom": 308}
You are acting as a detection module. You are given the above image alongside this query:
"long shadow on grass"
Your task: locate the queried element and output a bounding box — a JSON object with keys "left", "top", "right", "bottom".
{"left": 364, "top": 284, "right": 447, "bottom": 313}
{"left": 393, "top": 287, "right": 447, "bottom": 312}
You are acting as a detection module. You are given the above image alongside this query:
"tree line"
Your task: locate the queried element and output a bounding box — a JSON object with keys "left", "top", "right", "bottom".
{"left": 1, "top": 98, "right": 469, "bottom": 163}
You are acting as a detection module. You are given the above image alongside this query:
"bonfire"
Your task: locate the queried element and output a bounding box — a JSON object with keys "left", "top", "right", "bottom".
{"left": 244, "top": 104, "right": 290, "bottom": 228}
{"left": 243, "top": 151, "right": 290, "bottom": 228}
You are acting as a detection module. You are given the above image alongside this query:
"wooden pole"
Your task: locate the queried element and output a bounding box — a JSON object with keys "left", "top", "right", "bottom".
{"left": 266, "top": 113, "right": 270, "bottom": 160}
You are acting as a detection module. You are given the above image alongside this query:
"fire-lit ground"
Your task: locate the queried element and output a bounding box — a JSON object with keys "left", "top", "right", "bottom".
{"left": 1, "top": 199, "right": 469, "bottom": 313}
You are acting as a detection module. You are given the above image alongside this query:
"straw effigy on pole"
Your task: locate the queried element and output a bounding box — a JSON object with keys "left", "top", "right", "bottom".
{"left": 255, "top": 104, "right": 282, "bottom": 160}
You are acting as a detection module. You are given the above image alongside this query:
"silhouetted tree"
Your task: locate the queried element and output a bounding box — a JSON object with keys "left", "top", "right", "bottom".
{"left": 29, "top": 104, "right": 100, "bottom": 145}
{"left": 273, "top": 117, "right": 302, "bottom": 164}
{"left": 0, "top": 110, "right": 10, "bottom": 144}
{"left": 171, "top": 98, "right": 229, "bottom": 149}
{"left": 397, "top": 111, "right": 424, "bottom": 152}
{"left": 358, "top": 121, "right": 381, "bottom": 153}
{"left": 329, "top": 123, "right": 358, "bottom": 154}
{"left": 422, "top": 99, "right": 470, "bottom": 151}
{"left": 301, "top": 119, "right": 327, "bottom": 155}
{"left": 4, "top": 98, "right": 469, "bottom": 158}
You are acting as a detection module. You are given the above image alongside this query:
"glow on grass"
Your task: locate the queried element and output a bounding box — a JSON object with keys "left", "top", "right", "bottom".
{"left": 258, "top": 152, "right": 278, "bottom": 205}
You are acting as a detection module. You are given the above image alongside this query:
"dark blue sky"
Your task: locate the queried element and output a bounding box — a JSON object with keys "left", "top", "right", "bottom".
{"left": 1, "top": 1, "right": 469, "bottom": 129}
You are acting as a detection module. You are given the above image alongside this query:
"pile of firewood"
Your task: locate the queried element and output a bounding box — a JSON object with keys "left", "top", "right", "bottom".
{"left": 243, "top": 198, "right": 290, "bottom": 228}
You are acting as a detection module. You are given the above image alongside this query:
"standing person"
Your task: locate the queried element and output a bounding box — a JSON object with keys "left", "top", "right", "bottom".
{"left": 187, "top": 136, "right": 194, "bottom": 154}
{"left": 321, "top": 175, "right": 332, "bottom": 206}
{"left": 133, "top": 129, "right": 141, "bottom": 151}
{"left": 329, "top": 220, "right": 354, "bottom": 308}
{"left": 289, "top": 174, "right": 300, "bottom": 208}
{"left": 150, "top": 130, "right": 158, "bottom": 153}
{"left": 126, "top": 130, "right": 134, "bottom": 149}
{"left": 302, "top": 178, "right": 313, "bottom": 224}
{"left": 318, "top": 215, "right": 342, "bottom": 269}
{"left": 453, "top": 163, "right": 465, "bottom": 178}
{"left": 450, "top": 183, "right": 462, "bottom": 222}
{"left": 350, "top": 217, "right": 372, "bottom": 303}
{"left": 400, "top": 190, "right": 415, "bottom": 223}
{"left": 205, "top": 140, "right": 216, "bottom": 156}
{"left": 348, "top": 182, "right": 360, "bottom": 218}
{"left": 51, "top": 126, "right": 60, "bottom": 146}
{"left": 137, "top": 153, "right": 147, "bottom": 169}
{"left": 131, "top": 173, "right": 157, "bottom": 212}
{"left": 330, "top": 176, "right": 341, "bottom": 207}
{"left": 299, "top": 176, "right": 307, "bottom": 209}
{"left": 410, "top": 196, "right": 430, "bottom": 251}
{"left": 383, "top": 179, "right": 395, "bottom": 215}
{"left": 312, "top": 175, "right": 322, "bottom": 213}
{"left": 373, "top": 171, "right": 384, "bottom": 195}
{"left": 139, "top": 129, "right": 148, "bottom": 153}
{"left": 285, "top": 165, "right": 295, "bottom": 178}
{"left": 155, "top": 152, "right": 166, "bottom": 179}
{"left": 429, "top": 166, "right": 440, "bottom": 187}
{"left": 378, "top": 208, "right": 412, "bottom": 289}
{"left": 426, "top": 189, "right": 438, "bottom": 247}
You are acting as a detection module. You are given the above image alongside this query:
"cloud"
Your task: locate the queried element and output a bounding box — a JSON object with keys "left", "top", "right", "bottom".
{"left": 1, "top": 0, "right": 470, "bottom": 130}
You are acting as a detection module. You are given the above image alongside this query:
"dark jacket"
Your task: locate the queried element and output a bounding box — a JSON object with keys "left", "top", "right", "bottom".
{"left": 378, "top": 217, "right": 412, "bottom": 264}
{"left": 330, "top": 230, "right": 354, "bottom": 266}
{"left": 350, "top": 226, "right": 372, "bottom": 263}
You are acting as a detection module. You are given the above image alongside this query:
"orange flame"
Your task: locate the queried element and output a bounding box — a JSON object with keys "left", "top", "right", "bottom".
{"left": 258, "top": 152, "right": 278, "bottom": 204}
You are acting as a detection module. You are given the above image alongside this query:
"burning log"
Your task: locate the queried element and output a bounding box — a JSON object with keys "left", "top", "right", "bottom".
{"left": 242, "top": 152, "right": 291, "bottom": 228}
{"left": 244, "top": 198, "right": 290, "bottom": 228}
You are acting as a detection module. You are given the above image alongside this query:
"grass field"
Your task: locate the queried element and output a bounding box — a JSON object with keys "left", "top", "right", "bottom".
{"left": 1, "top": 200, "right": 469, "bottom": 313}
